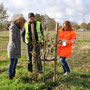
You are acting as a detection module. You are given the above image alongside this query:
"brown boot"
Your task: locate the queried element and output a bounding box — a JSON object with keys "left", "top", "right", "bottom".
{"left": 8, "top": 75, "right": 13, "bottom": 80}
{"left": 12, "top": 74, "right": 15, "bottom": 77}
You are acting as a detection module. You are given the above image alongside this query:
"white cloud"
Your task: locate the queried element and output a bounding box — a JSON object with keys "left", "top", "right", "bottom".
{"left": 5, "top": 0, "right": 30, "bottom": 12}
{"left": 1, "top": 0, "right": 90, "bottom": 24}
{"left": 0, "top": 0, "right": 2, "bottom": 3}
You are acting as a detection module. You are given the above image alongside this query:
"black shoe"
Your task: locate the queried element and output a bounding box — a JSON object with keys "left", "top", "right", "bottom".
{"left": 28, "top": 69, "right": 32, "bottom": 72}
{"left": 28, "top": 67, "right": 33, "bottom": 72}
{"left": 8, "top": 75, "right": 13, "bottom": 80}
{"left": 37, "top": 70, "right": 43, "bottom": 74}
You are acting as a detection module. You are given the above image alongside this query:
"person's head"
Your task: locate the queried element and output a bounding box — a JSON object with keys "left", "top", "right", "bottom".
{"left": 62, "top": 20, "right": 72, "bottom": 31}
{"left": 13, "top": 17, "right": 26, "bottom": 29}
{"left": 28, "top": 13, "right": 35, "bottom": 23}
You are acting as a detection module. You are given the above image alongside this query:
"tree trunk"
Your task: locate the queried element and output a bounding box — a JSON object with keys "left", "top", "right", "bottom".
{"left": 31, "top": 23, "right": 37, "bottom": 82}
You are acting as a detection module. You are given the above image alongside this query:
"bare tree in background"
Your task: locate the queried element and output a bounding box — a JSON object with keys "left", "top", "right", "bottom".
{"left": 0, "top": 3, "right": 8, "bottom": 30}
{"left": 0, "top": 3, "right": 8, "bottom": 23}
{"left": 11, "top": 14, "right": 24, "bottom": 21}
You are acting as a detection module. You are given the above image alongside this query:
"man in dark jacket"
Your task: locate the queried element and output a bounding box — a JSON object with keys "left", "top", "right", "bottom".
{"left": 22, "top": 13, "right": 44, "bottom": 73}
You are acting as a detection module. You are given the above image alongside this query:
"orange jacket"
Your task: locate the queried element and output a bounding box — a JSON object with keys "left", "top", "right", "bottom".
{"left": 57, "top": 29, "right": 76, "bottom": 57}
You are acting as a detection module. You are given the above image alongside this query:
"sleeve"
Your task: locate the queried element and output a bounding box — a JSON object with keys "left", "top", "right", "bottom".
{"left": 10, "top": 27, "right": 16, "bottom": 41}
{"left": 40, "top": 23, "right": 44, "bottom": 44}
{"left": 40, "top": 24, "right": 43, "bottom": 36}
{"left": 58, "top": 30, "right": 61, "bottom": 42}
{"left": 21, "top": 28, "right": 25, "bottom": 43}
{"left": 10, "top": 26, "right": 17, "bottom": 48}
{"left": 66, "top": 31, "right": 76, "bottom": 45}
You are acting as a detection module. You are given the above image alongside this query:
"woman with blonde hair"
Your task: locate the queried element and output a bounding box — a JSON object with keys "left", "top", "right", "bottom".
{"left": 7, "top": 17, "right": 26, "bottom": 79}
{"left": 57, "top": 20, "right": 76, "bottom": 75}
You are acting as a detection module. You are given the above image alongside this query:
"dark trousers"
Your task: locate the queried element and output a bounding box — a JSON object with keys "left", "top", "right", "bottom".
{"left": 26, "top": 44, "right": 42, "bottom": 72}
{"left": 8, "top": 58, "right": 18, "bottom": 76}
{"left": 60, "top": 57, "right": 70, "bottom": 73}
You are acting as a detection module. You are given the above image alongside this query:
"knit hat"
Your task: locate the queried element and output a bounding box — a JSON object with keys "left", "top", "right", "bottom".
{"left": 28, "top": 13, "right": 35, "bottom": 18}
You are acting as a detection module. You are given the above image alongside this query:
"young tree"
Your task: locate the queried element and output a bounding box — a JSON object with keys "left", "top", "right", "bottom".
{"left": 35, "top": 14, "right": 56, "bottom": 30}
{"left": 11, "top": 14, "right": 24, "bottom": 21}
{"left": 80, "top": 22, "right": 87, "bottom": 30}
{"left": 42, "top": 15, "right": 56, "bottom": 30}
{"left": 86, "top": 23, "right": 90, "bottom": 30}
{"left": 35, "top": 13, "right": 44, "bottom": 22}
{"left": 0, "top": 3, "right": 8, "bottom": 30}
{"left": 0, "top": 3, "right": 8, "bottom": 23}
{"left": 71, "top": 22, "right": 80, "bottom": 30}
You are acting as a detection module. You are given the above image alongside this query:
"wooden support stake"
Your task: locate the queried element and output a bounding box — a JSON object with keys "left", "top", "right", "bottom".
{"left": 31, "top": 23, "right": 37, "bottom": 82}
{"left": 43, "top": 28, "right": 48, "bottom": 82}
{"left": 53, "top": 22, "right": 58, "bottom": 81}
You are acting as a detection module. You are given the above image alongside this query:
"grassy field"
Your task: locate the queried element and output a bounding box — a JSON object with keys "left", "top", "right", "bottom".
{"left": 0, "top": 30, "right": 90, "bottom": 90}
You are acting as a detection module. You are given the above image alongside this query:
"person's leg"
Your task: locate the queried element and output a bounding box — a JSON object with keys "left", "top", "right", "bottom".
{"left": 26, "top": 44, "right": 33, "bottom": 72}
{"left": 60, "top": 57, "right": 70, "bottom": 73}
{"left": 8, "top": 58, "right": 14, "bottom": 79}
{"left": 62, "top": 65, "right": 66, "bottom": 73}
{"left": 60, "top": 57, "right": 66, "bottom": 73}
{"left": 12, "top": 59, "right": 18, "bottom": 77}
{"left": 35, "top": 44, "right": 42, "bottom": 73}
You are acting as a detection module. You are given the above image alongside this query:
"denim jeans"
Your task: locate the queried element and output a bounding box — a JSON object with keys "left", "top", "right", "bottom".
{"left": 60, "top": 57, "right": 70, "bottom": 73}
{"left": 26, "top": 44, "right": 42, "bottom": 72}
{"left": 8, "top": 58, "right": 18, "bottom": 76}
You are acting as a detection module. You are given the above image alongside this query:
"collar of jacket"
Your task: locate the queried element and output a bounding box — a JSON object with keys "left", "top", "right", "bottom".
{"left": 14, "top": 23, "right": 21, "bottom": 29}
{"left": 29, "top": 20, "right": 36, "bottom": 24}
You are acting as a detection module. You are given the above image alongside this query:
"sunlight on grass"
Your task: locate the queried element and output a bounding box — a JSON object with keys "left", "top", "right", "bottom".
{"left": 0, "top": 30, "right": 90, "bottom": 89}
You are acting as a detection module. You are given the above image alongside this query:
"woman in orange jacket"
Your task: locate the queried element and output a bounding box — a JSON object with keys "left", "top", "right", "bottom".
{"left": 57, "top": 20, "right": 76, "bottom": 75}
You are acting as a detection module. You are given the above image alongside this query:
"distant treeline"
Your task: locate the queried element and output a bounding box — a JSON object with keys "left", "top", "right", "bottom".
{"left": 0, "top": 3, "right": 90, "bottom": 31}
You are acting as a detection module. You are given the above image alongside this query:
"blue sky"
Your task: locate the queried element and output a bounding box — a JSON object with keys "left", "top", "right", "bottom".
{"left": 0, "top": 0, "right": 90, "bottom": 24}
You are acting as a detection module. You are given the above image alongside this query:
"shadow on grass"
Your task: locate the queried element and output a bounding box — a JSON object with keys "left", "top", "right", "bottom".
{"left": 0, "top": 65, "right": 89, "bottom": 89}
{"left": 0, "top": 60, "right": 9, "bottom": 65}
{"left": 35, "top": 72, "right": 90, "bottom": 89}
{"left": 20, "top": 76, "right": 34, "bottom": 83}
{"left": 0, "top": 68, "right": 8, "bottom": 73}
{"left": 57, "top": 72, "right": 90, "bottom": 89}
{"left": 17, "top": 65, "right": 24, "bottom": 69}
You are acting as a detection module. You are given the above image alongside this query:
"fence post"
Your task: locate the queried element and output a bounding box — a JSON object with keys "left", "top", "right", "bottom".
{"left": 53, "top": 22, "right": 58, "bottom": 81}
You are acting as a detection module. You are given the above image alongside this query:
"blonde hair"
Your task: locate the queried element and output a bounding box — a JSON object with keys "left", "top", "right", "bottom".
{"left": 13, "top": 17, "right": 26, "bottom": 29}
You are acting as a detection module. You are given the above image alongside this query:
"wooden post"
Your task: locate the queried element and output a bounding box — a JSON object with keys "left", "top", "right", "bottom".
{"left": 43, "top": 28, "right": 48, "bottom": 82}
{"left": 31, "top": 23, "right": 37, "bottom": 82}
{"left": 53, "top": 22, "right": 58, "bottom": 81}
{"left": 43, "top": 43, "right": 46, "bottom": 82}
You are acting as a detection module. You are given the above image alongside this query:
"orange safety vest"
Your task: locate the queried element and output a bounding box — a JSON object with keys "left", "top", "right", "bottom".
{"left": 57, "top": 29, "right": 76, "bottom": 57}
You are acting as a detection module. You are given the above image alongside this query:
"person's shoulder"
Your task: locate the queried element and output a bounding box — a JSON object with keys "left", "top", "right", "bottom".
{"left": 9, "top": 23, "right": 15, "bottom": 29}
{"left": 36, "top": 21, "right": 41, "bottom": 24}
{"left": 25, "top": 21, "right": 29, "bottom": 24}
{"left": 71, "top": 29, "right": 74, "bottom": 31}
{"left": 58, "top": 29, "right": 63, "bottom": 32}
{"left": 70, "top": 29, "right": 76, "bottom": 34}
{"left": 58, "top": 29, "right": 63, "bottom": 34}
{"left": 37, "top": 21, "right": 40, "bottom": 23}
{"left": 9, "top": 23, "right": 17, "bottom": 31}
{"left": 36, "top": 21, "right": 42, "bottom": 26}
{"left": 71, "top": 29, "right": 75, "bottom": 32}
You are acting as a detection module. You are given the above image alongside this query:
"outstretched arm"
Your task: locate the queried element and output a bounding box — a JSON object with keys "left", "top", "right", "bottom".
{"left": 21, "top": 28, "right": 25, "bottom": 43}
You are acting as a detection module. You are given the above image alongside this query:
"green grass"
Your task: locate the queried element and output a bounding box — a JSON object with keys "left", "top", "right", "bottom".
{"left": 0, "top": 30, "right": 90, "bottom": 90}
{"left": 77, "top": 40, "right": 90, "bottom": 42}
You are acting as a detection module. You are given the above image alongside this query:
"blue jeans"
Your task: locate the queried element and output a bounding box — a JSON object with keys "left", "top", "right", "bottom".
{"left": 60, "top": 57, "right": 70, "bottom": 73}
{"left": 8, "top": 58, "right": 18, "bottom": 76}
{"left": 26, "top": 44, "right": 42, "bottom": 72}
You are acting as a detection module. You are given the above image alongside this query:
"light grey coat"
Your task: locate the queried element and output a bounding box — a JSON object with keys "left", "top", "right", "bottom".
{"left": 7, "top": 23, "right": 21, "bottom": 59}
